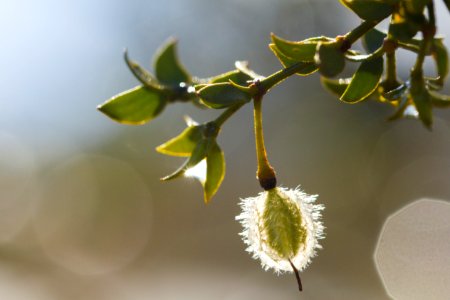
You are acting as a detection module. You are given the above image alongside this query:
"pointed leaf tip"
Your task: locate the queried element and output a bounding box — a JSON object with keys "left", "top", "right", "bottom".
{"left": 339, "top": 0, "right": 394, "bottom": 21}
{"left": 124, "top": 50, "right": 161, "bottom": 90}
{"left": 156, "top": 125, "right": 204, "bottom": 157}
{"left": 321, "top": 77, "right": 351, "bottom": 97}
{"left": 161, "top": 140, "right": 209, "bottom": 182}
{"left": 269, "top": 44, "right": 317, "bottom": 76}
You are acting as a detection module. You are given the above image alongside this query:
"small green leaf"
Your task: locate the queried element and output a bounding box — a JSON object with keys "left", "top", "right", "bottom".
{"left": 156, "top": 125, "right": 204, "bottom": 157}
{"left": 161, "top": 139, "right": 209, "bottom": 181}
{"left": 197, "top": 83, "right": 251, "bottom": 109}
{"left": 389, "top": 18, "right": 420, "bottom": 42}
{"left": 209, "top": 70, "right": 252, "bottom": 85}
{"left": 204, "top": 142, "right": 225, "bottom": 203}
{"left": 341, "top": 56, "right": 384, "bottom": 103}
{"left": 154, "top": 39, "right": 191, "bottom": 86}
{"left": 340, "top": 0, "right": 394, "bottom": 21}
{"left": 315, "top": 42, "right": 346, "bottom": 78}
{"left": 271, "top": 34, "right": 332, "bottom": 62}
{"left": 321, "top": 77, "right": 351, "bottom": 97}
{"left": 362, "top": 28, "right": 386, "bottom": 53}
{"left": 124, "top": 50, "right": 162, "bottom": 90}
{"left": 98, "top": 86, "right": 166, "bottom": 125}
{"left": 430, "top": 91, "right": 450, "bottom": 107}
{"left": 410, "top": 78, "right": 432, "bottom": 128}
{"left": 432, "top": 39, "right": 449, "bottom": 86}
{"left": 269, "top": 44, "right": 318, "bottom": 75}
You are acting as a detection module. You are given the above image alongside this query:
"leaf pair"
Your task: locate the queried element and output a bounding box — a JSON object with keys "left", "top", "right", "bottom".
{"left": 98, "top": 39, "right": 193, "bottom": 125}
{"left": 157, "top": 122, "right": 225, "bottom": 203}
{"left": 271, "top": 34, "right": 371, "bottom": 78}
{"left": 269, "top": 35, "right": 330, "bottom": 76}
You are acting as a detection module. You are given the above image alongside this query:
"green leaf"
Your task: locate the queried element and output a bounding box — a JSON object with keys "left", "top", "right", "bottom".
{"left": 204, "top": 142, "right": 225, "bottom": 203}
{"left": 156, "top": 125, "right": 204, "bottom": 157}
{"left": 340, "top": 0, "right": 394, "bottom": 21}
{"left": 430, "top": 91, "right": 450, "bottom": 107}
{"left": 269, "top": 44, "right": 318, "bottom": 75}
{"left": 315, "top": 42, "right": 346, "bottom": 78}
{"left": 209, "top": 70, "right": 252, "bottom": 85}
{"left": 410, "top": 78, "right": 432, "bottom": 128}
{"left": 321, "top": 77, "right": 351, "bottom": 97}
{"left": 197, "top": 83, "right": 251, "bottom": 109}
{"left": 160, "top": 138, "right": 226, "bottom": 203}
{"left": 362, "top": 28, "right": 387, "bottom": 53}
{"left": 154, "top": 39, "right": 191, "bottom": 86}
{"left": 161, "top": 139, "right": 209, "bottom": 181}
{"left": 124, "top": 50, "right": 162, "bottom": 90}
{"left": 432, "top": 39, "right": 449, "bottom": 86}
{"left": 341, "top": 56, "right": 384, "bottom": 103}
{"left": 271, "top": 34, "right": 332, "bottom": 62}
{"left": 389, "top": 18, "right": 420, "bottom": 42}
{"left": 98, "top": 86, "right": 166, "bottom": 125}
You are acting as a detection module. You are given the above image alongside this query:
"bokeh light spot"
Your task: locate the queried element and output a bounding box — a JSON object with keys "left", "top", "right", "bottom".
{"left": 375, "top": 198, "right": 450, "bottom": 299}
{"left": 33, "top": 154, "right": 152, "bottom": 276}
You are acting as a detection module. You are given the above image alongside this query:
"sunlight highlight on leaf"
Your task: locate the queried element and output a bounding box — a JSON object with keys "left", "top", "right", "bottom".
{"left": 184, "top": 159, "right": 207, "bottom": 184}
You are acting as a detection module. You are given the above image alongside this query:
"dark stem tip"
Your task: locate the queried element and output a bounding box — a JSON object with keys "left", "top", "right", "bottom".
{"left": 289, "top": 259, "right": 303, "bottom": 292}
{"left": 258, "top": 176, "right": 277, "bottom": 190}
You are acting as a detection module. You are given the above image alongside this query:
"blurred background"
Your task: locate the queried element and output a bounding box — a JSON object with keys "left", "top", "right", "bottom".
{"left": 1, "top": 0, "right": 450, "bottom": 299}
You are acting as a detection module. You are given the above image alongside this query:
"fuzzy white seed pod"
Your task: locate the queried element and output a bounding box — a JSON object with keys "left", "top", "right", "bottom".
{"left": 236, "top": 186, "right": 324, "bottom": 273}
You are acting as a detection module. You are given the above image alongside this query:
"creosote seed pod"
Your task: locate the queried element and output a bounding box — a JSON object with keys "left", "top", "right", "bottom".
{"left": 236, "top": 187, "right": 324, "bottom": 273}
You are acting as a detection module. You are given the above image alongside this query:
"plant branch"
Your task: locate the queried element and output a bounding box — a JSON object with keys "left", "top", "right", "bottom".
{"left": 259, "top": 63, "right": 314, "bottom": 94}
{"left": 253, "top": 95, "right": 276, "bottom": 190}
{"left": 343, "top": 19, "right": 381, "bottom": 46}
{"left": 385, "top": 51, "right": 399, "bottom": 88}
{"left": 214, "top": 103, "right": 244, "bottom": 127}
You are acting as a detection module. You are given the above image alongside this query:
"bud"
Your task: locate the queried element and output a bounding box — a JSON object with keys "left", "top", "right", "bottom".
{"left": 236, "top": 187, "right": 324, "bottom": 273}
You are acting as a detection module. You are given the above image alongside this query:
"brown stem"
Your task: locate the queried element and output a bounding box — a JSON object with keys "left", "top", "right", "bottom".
{"left": 289, "top": 259, "right": 303, "bottom": 292}
{"left": 253, "top": 94, "right": 276, "bottom": 190}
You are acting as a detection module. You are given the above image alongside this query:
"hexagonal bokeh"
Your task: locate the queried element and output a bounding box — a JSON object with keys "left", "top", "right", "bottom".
{"left": 375, "top": 199, "right": 450, "bottom": 300}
